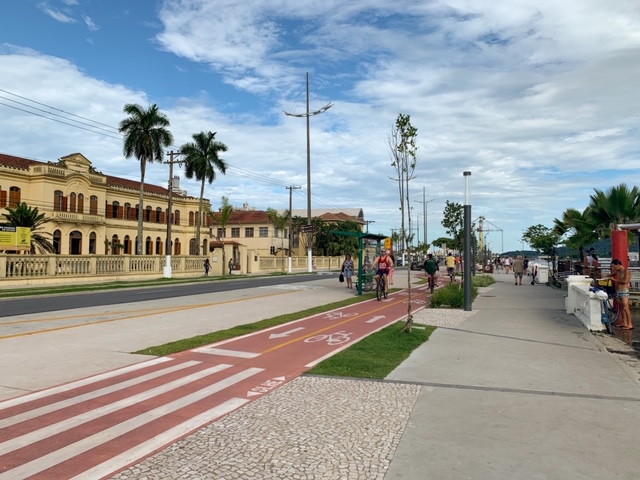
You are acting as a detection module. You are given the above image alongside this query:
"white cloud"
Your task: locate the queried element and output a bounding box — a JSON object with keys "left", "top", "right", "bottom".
{"left": 38, "top": 2, "right": 76, "bottom": 24}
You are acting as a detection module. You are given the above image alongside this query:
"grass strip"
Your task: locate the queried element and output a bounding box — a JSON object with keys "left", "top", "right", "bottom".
{"left": 306, "top": 321, "right": 435, "bottom": 379}
{"left": 134, "top": 292, "right": 379, "bottom": 356}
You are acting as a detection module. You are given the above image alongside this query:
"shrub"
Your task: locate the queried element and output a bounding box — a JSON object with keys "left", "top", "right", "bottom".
{"left": 472, "top": 274, "right": 495, "bottom": 287}
{"left": 430, "top": 282, "right": 478, "bottom": 308}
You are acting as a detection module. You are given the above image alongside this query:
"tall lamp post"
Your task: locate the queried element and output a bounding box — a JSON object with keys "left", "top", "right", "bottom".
{"left": 364, "top": 220, "right": 375, "bottom": 233}
{"left": 163, "top": 150, "right": 183, "bottom": 278}
{"left": 463, "top": 171, "right": 472, "bottom": 311}
{"left": 284, "top": 72, "right": 333, "bottom": 272}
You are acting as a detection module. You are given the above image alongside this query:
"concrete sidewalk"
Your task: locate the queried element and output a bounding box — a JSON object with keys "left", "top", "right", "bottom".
{"left": 386, "top": 273, "right": 640, "bottom": 479}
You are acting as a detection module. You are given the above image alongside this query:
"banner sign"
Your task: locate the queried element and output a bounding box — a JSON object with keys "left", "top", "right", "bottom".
{"left": 0, "top": 226, "right": 31, "bottom": 250}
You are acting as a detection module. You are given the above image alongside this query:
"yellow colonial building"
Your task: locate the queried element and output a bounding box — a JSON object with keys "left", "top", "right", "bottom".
{"left": 0, "top": 152, "right": 210, "bottom": 256}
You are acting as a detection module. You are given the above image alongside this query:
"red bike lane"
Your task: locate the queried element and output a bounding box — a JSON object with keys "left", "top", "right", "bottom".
{"left": 0, "top": 285, "right": 430, "bottom": 480}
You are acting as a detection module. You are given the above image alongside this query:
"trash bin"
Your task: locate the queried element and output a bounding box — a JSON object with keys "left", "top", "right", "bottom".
{"left": 536, "top": 264, "right": 549, "bottom": 284}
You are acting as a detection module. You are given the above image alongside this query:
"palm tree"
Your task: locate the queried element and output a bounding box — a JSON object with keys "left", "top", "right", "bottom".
{"left": 588, "top": 184, "right": 640, "bottom": 241}
{"left": 553, "top": 207, "right": 598, "bottom": 260}
{"left": 181, "top": 131, "right": 228, "bottom": 254}
{"left": 2, "top": 202, "right": 55, "bottom": 253}
{"left": 119, "top": 103, "right": 173, "bottom": 255}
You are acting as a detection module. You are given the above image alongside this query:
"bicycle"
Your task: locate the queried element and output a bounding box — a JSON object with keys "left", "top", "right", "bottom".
{"left": 594, "top": 278, "right": 620, "bottom": 325}
{"left": 447, "top": 267, "right": 455, "bottom": 284}
{"left": 427, "top": 272, "right": 436, "bottom": 294}
{"left": 376, "top": 274, "right": 387, "bottom": 301}
{"left": 590, "top": 285, "right": 617, "bottom": 334}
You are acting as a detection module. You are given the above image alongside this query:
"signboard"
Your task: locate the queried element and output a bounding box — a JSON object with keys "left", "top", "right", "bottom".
{"left": 384, "top": 237, "right": 392, "bottom": 250}
{"left": 302, "top": 224, "right": 316, "bottom": 233}
{"left": 0, "top": 226, "right": 31, "bottom": 251}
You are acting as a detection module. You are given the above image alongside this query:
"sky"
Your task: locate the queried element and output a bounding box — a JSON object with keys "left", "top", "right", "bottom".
{"left": 1, "top": 0, "right": 639, "bottom": 253}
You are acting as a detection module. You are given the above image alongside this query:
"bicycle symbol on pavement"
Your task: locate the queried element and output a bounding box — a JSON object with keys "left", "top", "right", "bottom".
{"left": 323, "top": 311, "right": 357, "bottom": 320}
{"left": 304, "top": 330, "right": 353, "bottom": 345}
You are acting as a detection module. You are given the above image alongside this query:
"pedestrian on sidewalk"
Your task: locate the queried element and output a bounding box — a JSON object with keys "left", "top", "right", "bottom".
{"left": 607, "top": 259, "right": 633, "bottom": 330}
{"left": 513, "top": 255, "right": 524, "bottom": 285}
{"left": 228, "top": 259, "right": 233, "bottom": 275}
{"left": 203, "top": 258, "right": 211, "bottom": 276}
{"left": 341, "top": 254, "right": 354, "bottom": 289}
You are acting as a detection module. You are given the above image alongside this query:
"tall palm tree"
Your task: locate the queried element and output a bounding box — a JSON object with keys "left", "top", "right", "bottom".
{"left": 181, "top": 131, "right": 228, "bottom": 254}
{"left": 119, "top": 103, "right": 173, "bottom": 255}
{"left": 588, "top": 184, "right": 640, "bottom": 241}
{"left": 2, "top": 202, "right": 55, "bottom": 254}
{"left": 553, "top": 207, "right": 598, "bottom": 259}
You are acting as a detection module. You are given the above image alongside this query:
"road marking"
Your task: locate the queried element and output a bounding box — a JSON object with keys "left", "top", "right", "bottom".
{"left": 365, "top": 315, "right": 386, "bottom": 324}
{"left": 193, "top": 347, "right": 260, "bottom": 358}
{"left": 268, "top": 327, "right": 305, "bottom": 339}
{"left": 70, "top": 397, "right": 248, "bottom": 480}
{"left": 0, "top": 357, "right": 174, "bottom": 412}
{"left": 0, "top": 363, "right": 233, "bottom": 456}
{"left": 0, "top": 360, "right": 203, "bottom": 429}
{"left": 0, "top": 368, "right": 263, "bottom": 480}
{"left": 247, "top": 376, "right": 286, "bottom": 397}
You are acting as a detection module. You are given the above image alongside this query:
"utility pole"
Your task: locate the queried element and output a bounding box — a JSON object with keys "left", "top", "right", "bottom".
{"left": 284, "top": 72, "right": 333, "bottom": 272}
{"left": 286, "top": 185, "right": 301, "bottom": 273}
{"left": 415, "top": 187, "right": 434, "bottom": 253}
{"left": 163, "top": 150, "right": 184, "bottom": 278}
{"left": 364, "top": 220, "right": 375, "bottom": 233}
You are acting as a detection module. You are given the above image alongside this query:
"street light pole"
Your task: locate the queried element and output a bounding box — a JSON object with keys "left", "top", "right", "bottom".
{"left": 284, "top": 72, "right": 333, "bottom": 273}
{"left": 364, "top": 220, "right": 375, "bottom": 233}
{"left": 163, "top": 150, "right": 183, "bottom": 278}
{"left": 463, "top": 171, "right": 472, "bottom": 311}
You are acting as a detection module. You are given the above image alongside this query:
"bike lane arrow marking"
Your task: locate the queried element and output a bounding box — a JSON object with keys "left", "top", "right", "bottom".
{"left": 365, "top": 315, "right": 386, "bottom": 324}
{"left": 268, "top": 327, "right": 305, "bottom": 339}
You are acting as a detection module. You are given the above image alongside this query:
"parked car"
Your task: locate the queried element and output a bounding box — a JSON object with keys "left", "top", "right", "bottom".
{"left": 410, "top": 260, "right": 423, "bottom": 270}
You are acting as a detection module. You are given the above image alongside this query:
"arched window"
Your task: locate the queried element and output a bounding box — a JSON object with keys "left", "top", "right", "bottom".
{"left": 69, "top": 231, "right": 82, "bottom": 255}
{"left": 124, "top": 203, "right": 132, "bottom": 220}
{"left": 156, "top": 207, "right": 162, "bottom": 223}
{"left": 53, "top": 229, "right": 62, "bottom": 255}
{"left": 155, "top": 237, "right": 162, "bottom": 255}
{"left": 111, "top": 235, "right": 120, "bottom": 255}
{"left": 112, "top": 201, "right": 120, "bottom": 219}
{"left": 189, "top": 238, "right": 197, "bottom": 255}
{"left": 124, "top": 235, "right": 131, "bottom": 254}
{"left": 54, "top": 190, "right": 64, "bottom": 212}
{"left": 174, "top": 238, "right": 181, "bottom": 255}
{"left": 174, "top": 210, "right": 180, "bottom": 225}
{"left": 89, "top": 232, "right": 96, "bottom": 254}
{"left": 69, "top": 193, "right": 77, "bottom": 213}
{"left": 145, "top": 206, "right": 152, "bottom": 222}
{"left": 77, "top": 194, "right": 84, "bottom": 214}
{"left": 145, "top": 236, "right": 152, "bottom": 255}
{"left": 9, "top": 187, "right": 20, "bottom": 208}
{"left": 202, "top": 238, "right": 208, "bottom": 256}
{"left": 189, "top": 211, "right": 195, "bottom": 226}
{"left": 90, "top": 195, "right": 98, "bottom": 215}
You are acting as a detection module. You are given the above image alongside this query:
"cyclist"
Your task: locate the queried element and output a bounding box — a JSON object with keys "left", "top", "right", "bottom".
{"left": 372, "top": 249, "right": 392, "bottom": 294}
{"left": 424, "top": 253, "right": 438, "bottom": 291}
{"left": 445, "top": 251, "right": 456, "bottom": 283}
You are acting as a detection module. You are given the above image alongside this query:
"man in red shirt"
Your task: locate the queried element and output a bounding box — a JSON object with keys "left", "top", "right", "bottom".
{"left": 372, "top": 249, "right": 392, "bottom": 293}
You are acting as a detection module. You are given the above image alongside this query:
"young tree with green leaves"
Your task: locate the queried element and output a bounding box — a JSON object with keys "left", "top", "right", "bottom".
{"left": 181, "top": 131, "right": 229, "bottom": 255}
{"left": 441, "top": 201, "right": 464, "bottom": 251}
{"left": 119, "top": 103, "right": 173, "bottom": 255}
{"left": 522, "top": 224, "right": 561, "bottom": 276}
{"left": 388, "top": 113, "right": 419, "bottom": 332}
{"left": 267, "top": 208, "right": 289, "bottom": 272}
{"left": 212, "top": 196, "right": 234, "bottom": 276}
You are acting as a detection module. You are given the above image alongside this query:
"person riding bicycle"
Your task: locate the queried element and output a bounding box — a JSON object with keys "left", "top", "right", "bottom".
{"left": 445, "top": 251, "right": 456, "bottom": 282}
{"left": 372, "top": 249, "right": 392, "bottom": 294}
{"left": 424, "top": 253, "right": 438, "bottom": 290}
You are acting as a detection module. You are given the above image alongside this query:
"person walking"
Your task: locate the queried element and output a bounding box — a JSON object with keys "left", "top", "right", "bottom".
{"left": 513, "top": 255, "right": 524, "bottom": 285}
{"left": 341, "top": 254, "right": 355, "bottom": 289}
{"left": 228, "top": 259, "right": 233, "bottom": 275}
{"left": 203, "top": 258, "right": 211, "bottom": 276}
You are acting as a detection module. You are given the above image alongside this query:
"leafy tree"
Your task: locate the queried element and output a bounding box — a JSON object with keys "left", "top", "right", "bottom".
{"left": 211, "top": 196, "right": 233, "bottom": 276}
{"left": 441, "top": 201, "right": 464, "bottom": 251}
{"left": 587, "top": 183, "right": 640, "bottom": 250}
{"left": 388, "top": 113, "right": 419, "bottom": 332}
{"left": 119, "top": 103, "right": 173, "bottom": 255}
{"left": 267, "top": 208, "right": 289, "bottom": 271}
{"left": 522, "top": 224, "right": 560, "bottom": 260}
{"left": 431, "top": 236, "right": 454, "bottom": 252}
{"left": 181, "top": 131, "right": 229, "bottom": 254}
{"left": 2, "top": 203, "right": 55, "bottom": 254}
{"left": 552, "top": 207, "right": 598, "bottom": 260}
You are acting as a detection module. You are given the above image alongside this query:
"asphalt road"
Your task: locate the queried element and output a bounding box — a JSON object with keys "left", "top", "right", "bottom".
{"left": 2, "top": 273, "right": 330, "bottom": 318}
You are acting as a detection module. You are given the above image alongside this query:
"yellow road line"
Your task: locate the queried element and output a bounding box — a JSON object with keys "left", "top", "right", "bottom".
{"left": 0, "top": 290, "right": 294, "bottom": 341}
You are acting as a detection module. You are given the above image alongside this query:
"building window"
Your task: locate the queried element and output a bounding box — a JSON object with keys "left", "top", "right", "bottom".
{"left": 145, "top": 206, "right": 152, "bottom": 222}
{"left": 90, "top": 195, "right": 98, "bottom": 215}
{"left": 124, "top": 203, "right": 131, "bottom": 220}
{"left": 77, "top": 194, "right": 84, "bottom": 214}
{"left": 217, "top": 228, "right": 226, "bottom": 238}
{"left": 53, "top": 230, "right": 61, "bottom": 254}
{"left": 70, "top": 193, "right": 77, "bottom": 213}
{"left": 112, "top": 201, "right": 120, "bottom": 219}
{"left": 111, "top": 235, "right": 120, "bottom": 254}
{"left": 156, "top": 237, "right": 162, "bottom": 255}
{"left": 174, "top": 210, "right": 180, "bottom": 225}
{"left": 156, "top": 207, "right": 162, "bottom": 223}
{"left": 9, "top": 187, "right": 20, "bottom": 208}
{"left": 124, "top": 235, "right": 131, "bottom": 255}
{"left": 259, "top": 227, "right": 269, "bottom": 237}
{"left": 146, "top": 236, "right": 152, "bottom": 255}
{"left": 188, "top": 211, "right": 194, "bottom": 226}
{"left": 54, "top": 191, "right": 64, "bottom": 212}
{"left": 231, "top": 227, "right": 240, "bottom": 238}
{"left": 189, "top": 238, "right": 197, "bottom": 255}
{"left": 69, "top": 231, "right": 82, "bottom": 255}
{"left": 89, "top": 232, "right": 96, "bottom": 254}
{"left": 245, "top": 227, "right": 254, "bottom": 237}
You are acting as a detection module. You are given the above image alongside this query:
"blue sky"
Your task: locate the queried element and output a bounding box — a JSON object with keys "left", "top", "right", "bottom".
{"left": 1, "top": 0, "right": 640, "bottom": 253}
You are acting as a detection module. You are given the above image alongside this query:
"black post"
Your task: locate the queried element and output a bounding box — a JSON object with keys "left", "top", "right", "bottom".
{"left": 463, "top": 171, "right": 472, "bottom": 311}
